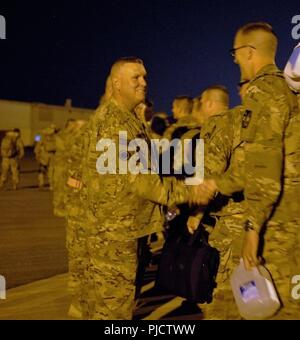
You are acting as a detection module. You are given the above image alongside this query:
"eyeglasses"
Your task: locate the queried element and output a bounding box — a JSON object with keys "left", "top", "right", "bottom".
{"left": 229, "top": 45, "right": 256, "bottom": 57}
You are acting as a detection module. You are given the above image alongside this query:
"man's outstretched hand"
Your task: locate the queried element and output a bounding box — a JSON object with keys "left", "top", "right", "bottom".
{"left": 189, "top": 179, "right": 218, "bottom": 206}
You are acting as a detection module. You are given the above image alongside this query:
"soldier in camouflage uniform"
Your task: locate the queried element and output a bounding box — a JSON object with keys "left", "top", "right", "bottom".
{"left": 65, "top": 76, "right": 113, "bottom": 319}
{"left": 170, "top": 86, "right": 229, "bottom": 182}
{"left": 34, "top": 132, "right": 48, "bottom": 189}
{"left": 187, "top": 85, "right": 231, "bottom": 229}
{"left": 164, "top": 96, "right": 197, "bottom": 141}
{"left": 34, "top": 126, "right": 56, "bottom": 190}
{"left": 185, "top": 83, "right": 246, "bottom": 319}
{"left": 234, "top": 22, "right": 300, "bottom": 319}
{"left": 193, "top": 110, "right": 247, "bottom": 319}
{"left": 64, "top": 120, "right": 87, "bottom": 208}
{"left": 195, "top": 23, "right": 300, "bottom": 319}
{"left": 284, "top": 41, "right": 300, "bottom": 269}
{"left": 164, "top": 87, "right": 228, "bottom": 241}
{"left": 44, "top": 126, "right": 57, "bottom": 191}
{"left": 0, "top": 129, "right": 24, "bottom": 190}
{"left": 84, "top": 58, "right": 197, "bottom": 320}
{"left": 64, "top": 119, "right": 90, "bottom": 318}
{"left": 191, "top": 95, "right": 204, "bottom": 126}
{"left": 53, "top": 119, "right": 76, "bottom": 217}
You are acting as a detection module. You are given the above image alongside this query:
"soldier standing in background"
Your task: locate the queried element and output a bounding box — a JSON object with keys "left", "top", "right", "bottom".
{"left": 163, "top": 96, "right": 196, "bottom": 140}
{"left": 166, "top": 85, "right": 229, "bottom": 240}
{"left": 0, "top": 129, "right": 24, "bottom": 190}
{"left": 52, "top": 119, "right": 76, "bottom": 217}
{"left": 187, "top": 82, "right": 248, "bottom": 319}
{"left": 64, "top": 119, "right": 89, "bottom": 319}
{"left": 34, "top": 125, "right": 56, "bottom": 190}
{"left": 66, "top": 76, "right": 113, "bottom": 319}
{"left": 14, "top": 128, "right": 25, "bottom": 163}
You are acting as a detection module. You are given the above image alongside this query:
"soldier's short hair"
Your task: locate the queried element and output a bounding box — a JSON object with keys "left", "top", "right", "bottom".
{"left": 111, "top": 57, "right": 144, "bottom": 77}
{"left": 174, "top": 95, "right": 192, "bottom": 102}
{"left": 238, "top": 22, "right": 278, "bottom": 57}
{"left": 238, "top": 22, "right": 278, "bottom": 40}
{"left": 204, "top": 85, "right": 228, "bottom": 94}
{"left": 203, "top": 85, "right": 230, "bottom": 107}
{"left": 114, "top": 57, "right": 144, "bottom": 65}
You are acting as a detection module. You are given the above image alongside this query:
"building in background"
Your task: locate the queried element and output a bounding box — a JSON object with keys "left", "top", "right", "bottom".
{"left": 0, "top": 99, "right": 94, "bottom": 146}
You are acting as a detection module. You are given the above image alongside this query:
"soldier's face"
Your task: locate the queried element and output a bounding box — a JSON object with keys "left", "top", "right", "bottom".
{"left": 199, "top": 91, "right": 211, "bottom": 117}
{"left": 233, "top": 33, "right": 252, "bottom": 80}
{"left": 192, "top": 99, "right": 203, "bottom": 123}
{"left": 118, "top": 63, "right": 147, "bottom": 109}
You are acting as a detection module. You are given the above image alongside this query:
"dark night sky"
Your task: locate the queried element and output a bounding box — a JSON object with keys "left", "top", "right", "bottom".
{"left": 0, "top": 0, "right": 299, "bottom": 113}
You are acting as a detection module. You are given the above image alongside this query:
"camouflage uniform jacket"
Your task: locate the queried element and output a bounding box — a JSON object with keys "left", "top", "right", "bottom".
{"left": 241, "top": 64, "right": 300, "bottom": 231}
{"left": 1, "top": 134, "right": 23, "bottom": 159}
{"left": 84, "top": 98, "right": 191, "bottom": 241}
{"left": 201, "top": 106, "right": 246, "bottom": 217}
{"left": 65, "top": 123, "right": 90, "bottom": 218}
{"left": 163, "top": 115, "right": 200, "bottom": 140}
{"left": 55, "top": 129, "right": 73, "bottom": 163}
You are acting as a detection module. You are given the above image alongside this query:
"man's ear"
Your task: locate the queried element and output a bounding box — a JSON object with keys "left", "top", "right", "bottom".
{"left": 112, "top": 76, "right": 121, "bottom": 91}
{"left": 207, "top": 100, "right": 213, "bottom": 109}
{"left": 247, "top": 47, "right": 254, "bottom": 60}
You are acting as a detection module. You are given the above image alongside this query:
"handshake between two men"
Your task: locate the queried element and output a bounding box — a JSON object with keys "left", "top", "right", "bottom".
{"left": 186, "top": 179, "right": 218, "bottom": 234}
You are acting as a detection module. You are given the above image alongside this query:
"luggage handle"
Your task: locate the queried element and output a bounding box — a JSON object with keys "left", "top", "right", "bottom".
{"left": 173, "top": 225, "right": 206, "bottom": 247}
{"left": 187, "top": 225, "right": 207, "bottom": 247}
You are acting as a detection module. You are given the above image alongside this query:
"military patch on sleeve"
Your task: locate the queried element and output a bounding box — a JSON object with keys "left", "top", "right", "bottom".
{"left": 242, "top": 110, "right": 252, "bottom": 128}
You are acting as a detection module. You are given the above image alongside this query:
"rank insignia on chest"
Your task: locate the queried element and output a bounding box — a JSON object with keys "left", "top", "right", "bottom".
{"left": 242, "top": 110, "right": 252, "bottom": 128}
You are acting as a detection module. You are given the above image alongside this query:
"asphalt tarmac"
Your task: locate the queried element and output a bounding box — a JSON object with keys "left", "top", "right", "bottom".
{"left": 0, "top": 150, "right": 68, "bottom": 289}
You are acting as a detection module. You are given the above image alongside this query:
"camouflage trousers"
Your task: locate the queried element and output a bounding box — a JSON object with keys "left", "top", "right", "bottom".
{"left": 201, "top": 214, "right": 244, "bottom": 320}
{"left": 47, "top": 153, "right": 55, "bottom": 191}
{"left": 0, "top": 157, "right": 19, "bottom": 188}
{"left": 202, "top": 216, "right": 300, "bottom": 320}
{"left": 53, "top": 191, "right": 67, "bottom": 216}
{"left": 37, "top": 164, "right": 48, "bottom": 188}
{"left": 66, "top": 217, "right": 90, "bottom": 319}
{"left": 37, "top": 154, "right": 55, "bottom": 190}
{"left": 86, "top": 235, "right": 138, "bottom": 320}
{"left": 261, "top": 220, "right": 300, "bottom": 320}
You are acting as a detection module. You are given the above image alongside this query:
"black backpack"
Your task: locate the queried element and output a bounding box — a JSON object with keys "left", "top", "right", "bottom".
{"left": 156, "top": 226, "right": 219, "bottom": 303}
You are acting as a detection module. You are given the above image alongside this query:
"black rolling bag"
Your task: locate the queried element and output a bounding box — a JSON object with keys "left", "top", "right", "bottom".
{"left": 156, "top": 226, "right": 219, "bottom": 303}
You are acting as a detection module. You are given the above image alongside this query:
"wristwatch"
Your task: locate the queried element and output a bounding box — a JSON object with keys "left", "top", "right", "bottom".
{"left": 244, "top": 220, "right": 259, "bottom": 233}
